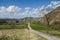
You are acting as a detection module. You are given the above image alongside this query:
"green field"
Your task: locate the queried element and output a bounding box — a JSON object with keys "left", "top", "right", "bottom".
{"left": 0, "top": 24, "right": 27, "bottom": 29}
{"left": 30, "top": 22, "right": 60, "bottom": 38}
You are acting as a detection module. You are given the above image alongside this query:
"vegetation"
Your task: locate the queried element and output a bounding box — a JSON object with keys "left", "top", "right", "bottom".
{"left": 0, "top": 35, "right": 19, "bottom": 40}
{"left": 30, "top": 22, "right": 60, "bottom": 37}
{"left": 0, "top": 29, "right": 47, "bottom": 40}
{"left": 0, "top": 24, "right": 27, "bottom": 29}
{"left": 43, "top": 6, "right": 60, "bottom": 31}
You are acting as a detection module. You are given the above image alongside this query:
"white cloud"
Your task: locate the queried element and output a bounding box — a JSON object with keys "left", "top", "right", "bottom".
{"left": 32, "top": 8, "right": 39, "bottom": 13}
{"left": 39, "top": 5, "right": 45, "bottom": 10}
{"left": 25, "top": 7, "right": 31, "bottom": 10}
{"left": 16, "top": 1, "right": 60, "bottom": 18}
{"left": 7, "top": 6, "right": 15, "bottom": 12}
{"left": 0, "top": 5, "right": 22, "bottom": 18}
{"left": 0, "top": 6, "right": 7, "bottom": 13}
{"left": 51, "top": 1, "right": 60, "bottom": 8}
{"left": 7, "top": 5, "right": 21, "bottom": 12}
{"left": 0, "top": 1, "right": 60, "bottom": 19}
{"left": 46, "top": 4, "right": 52, "bottom": 9}
{"left": 51, "top": 1, "right": 60, "bottom": 6}
{"left": 40, "top": 1, "right": 60, "bottom": 16}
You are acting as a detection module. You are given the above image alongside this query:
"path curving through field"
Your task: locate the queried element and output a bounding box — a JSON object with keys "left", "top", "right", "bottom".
{"left": 28, "top": 23, "right": 60, "bottom": 40}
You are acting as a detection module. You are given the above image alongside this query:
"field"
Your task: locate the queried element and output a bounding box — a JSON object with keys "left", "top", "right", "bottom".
{"left": 0, "top": 24, "right": 27, "bottom": 29}
{"left": 0, "top": 22, "right": 60, "bottom": 40}
{"left": 30, "top": 22, "right": 60, "bottom": 37}
{"left": 0, "top": 24, "right": 47, "bottom": 40}
{"left": 0, "top": 29, "right": 47, "bottom": 40}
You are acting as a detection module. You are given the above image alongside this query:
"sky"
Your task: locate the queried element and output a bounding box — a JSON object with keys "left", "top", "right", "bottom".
{"left": 0, "top": 0, "right": 60, "bottom": 19}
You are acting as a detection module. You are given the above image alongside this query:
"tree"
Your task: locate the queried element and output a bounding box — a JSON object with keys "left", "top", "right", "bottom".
{"left": 45, "top": 15, "right": 50, "bottom": 26}
{"left": 40, "top": 11, "right": 50, "bottom": 33}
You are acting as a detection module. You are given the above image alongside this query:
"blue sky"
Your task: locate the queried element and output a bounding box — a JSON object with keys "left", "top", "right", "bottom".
{"left": 0, "top": 0, "right": 59, "bottom": 8}
{"left": 0, "top": 0, "right": 60, "bottom": 19}
{"left": 0, "top": 0, "right": 50, "bottom": 7}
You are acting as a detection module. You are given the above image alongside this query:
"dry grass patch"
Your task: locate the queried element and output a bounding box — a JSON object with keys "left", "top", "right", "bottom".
{"left": 0, "top": 29, "right": 47, "bottom": 40}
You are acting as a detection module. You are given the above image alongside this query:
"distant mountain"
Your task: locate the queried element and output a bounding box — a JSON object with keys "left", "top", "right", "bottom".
{"left": 19, "top": 17, "right": 40, "bottom": 23}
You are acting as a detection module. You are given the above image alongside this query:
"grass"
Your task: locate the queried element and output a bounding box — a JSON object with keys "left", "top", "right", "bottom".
{"left": 30, "top": 22, "right": 60, "bottom": 38}
{"left": 30, "top": 22, "right": 52, "bottom": 30}
{"left": 15, "top": 24, "right": 27, "bottom": 29}
{"left": 0, "top": 29, "right": 47, "bottom": 40}
{"left": 0, "top": 24, "right": 27, "bottom": 29}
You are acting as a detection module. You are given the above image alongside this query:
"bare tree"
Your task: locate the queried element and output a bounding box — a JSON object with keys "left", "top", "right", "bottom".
{"left": 40, "top": 11, "right": 50, "bottom": 33}
{"left": 45, "top": 15, "right": 50, "bottom": 26}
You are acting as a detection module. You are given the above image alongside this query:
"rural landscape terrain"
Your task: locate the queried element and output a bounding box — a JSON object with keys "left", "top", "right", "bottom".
{"left": 0, "top": 0, "right": 60, "bottom": 40}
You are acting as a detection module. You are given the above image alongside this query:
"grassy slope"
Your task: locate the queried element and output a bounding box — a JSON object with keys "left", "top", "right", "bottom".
{"left": 30, "top": 22, "right": 60, "bottom": 37}
{"left": 0, "top": 29, "right": 47, "bottom": 40}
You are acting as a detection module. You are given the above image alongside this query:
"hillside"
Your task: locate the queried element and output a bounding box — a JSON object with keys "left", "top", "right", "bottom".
{"left": 20, "top": 17, "right": 40, "bottom": 24}
{"left": 43, "top": 6, "right": 60, "bottom": 30}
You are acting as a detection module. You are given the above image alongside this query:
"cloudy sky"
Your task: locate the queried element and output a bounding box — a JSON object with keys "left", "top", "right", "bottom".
{"left": 0, "top": 0, "right": 60, "bottom": 19}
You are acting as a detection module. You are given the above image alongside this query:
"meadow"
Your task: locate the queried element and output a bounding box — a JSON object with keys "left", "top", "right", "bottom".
{"left": 30, "top": 22, "right": 60, "bottom": 38}
{"left": 0, "top": 24, "right": 27, "bottom": 29}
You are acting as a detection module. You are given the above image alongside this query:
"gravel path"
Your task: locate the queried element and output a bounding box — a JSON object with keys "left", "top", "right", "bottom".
{"left": 28, "top": 23, "right": 60, "bottom": 40}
